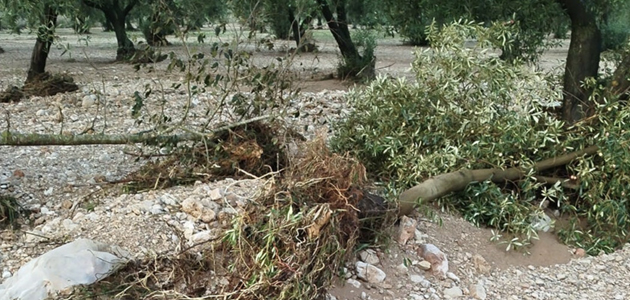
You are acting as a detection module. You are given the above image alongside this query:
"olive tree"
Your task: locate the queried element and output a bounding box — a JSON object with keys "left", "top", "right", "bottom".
{"left": 0, "top": 0, "right": 78, "bottom": 99}
{"left": 82, "top": 0, "right": 139, "bottom": 60}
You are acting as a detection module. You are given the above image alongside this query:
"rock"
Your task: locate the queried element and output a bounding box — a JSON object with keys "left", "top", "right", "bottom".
{"left": 12, "top": 169, "right": 24, "bottom": 178}
{"left": 470, "top": 283, "right": 487, "bottom": 299}
{"left": 326, "top": 293, "right": 338, "bottom": 300}
{"left": 200, "top": 209, "right": 216, "bottom": 223}
{"left": 82, "top": 94, "right": 97, "bottom": 108}
{"left": 347, "top": 278, "right": 362, "bottom": 288}
{"left": 417, "top": 244, "right": 448, "bottom": 277}
{"left": 208, "top": 188, "right": 222, "bottom": 201}
{"left": 191, "top": 230, "right": 220, "bottom": 244}
{"left": 72, "top": 212, "right": 85, "bottom": 222}
{"left": 359, "top": 249, "right": 380, "bottom": 265}
{"left": 43, "top": 187, "right": 54, "bottom": 196}
{"left": 396, "top": 263, "right": 409, "bottom": 275}
{"left": 409, "top": 274, "right": 424, "bottom": 283}
{"left": 397, "top": 216, "right": 417, "bottom": 245}
{"left": 472, "top": 254, "right": 491, "bottom": 274}
{"left": 574, "top": 248, "right": 586, "bottom": 257}
{"left": 446, "top": 272, "right": 460, "bottom": 283}
{"left": 61, "top": 219, "right": 79, "bottom": 232}
{"left": 418, "top": 260, "right": 432, "bottom": 271}
{"left": 414, "top": 229, "right": 427, "bottom": 244}
{"left": 2, "top": 269, "right": 11, "bottom": 279}
{"left": 443, "top": 286, "right": 463, "bottom": 298}
{"left": 61, "top": 200, "right": 73, "bottom": 210}
{"left": 159, "top": 194, "right": 178, "bottom": 206}
{"left": 0, "top": 239, "right": 129, "bottom": 300}
{"left": 355, "top": 261, "right": 386, "bottom": 284}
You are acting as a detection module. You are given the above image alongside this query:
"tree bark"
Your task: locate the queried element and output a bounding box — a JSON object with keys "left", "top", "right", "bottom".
{"left": 84, "top": 0, "right": 138, "bottom": 60}
{"left": 0, "top": 115, "right": 270, "bottom": 146}
{"left": 316, "top": 0, "right": 374, "bottom": 78}
{"left": 26, "top": 5, "right": 58, "bottom": 83}
{"left": 609, "top": 51, "right": 630, "bottom": 100}
{"left": 316, "top": 0, "right": 358, "bottom": 59}
{"left": 397, "top": 145, "right": 599, "bottom": 216}
{"left": 557, "top": 0, "right": 602, "bottom": 125}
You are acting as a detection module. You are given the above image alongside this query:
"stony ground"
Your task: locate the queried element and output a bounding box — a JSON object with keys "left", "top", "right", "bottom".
{"left": 1, "top": 27, "right": 628, "bottom": 300}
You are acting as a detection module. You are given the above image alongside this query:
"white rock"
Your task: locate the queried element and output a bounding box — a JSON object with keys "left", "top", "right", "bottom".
{"left": 82, "top": 94, "right": 97, "bottom": 108}
{"left": 347, "top": 278, "right": 362, "bottom": 288}
{"left": 418, "top": 260, "right": 432, "bottom": 271}
{"left": 40, "top": 206, "right": 50, "bottom": 215}
{"left": 446, "top": 272, "right": 460, "bottom": 283}
{"left": 208, "top": 188, "right": 222, "bottom": 200}
{"left": 2, "top": 269, "right": 11, "bottom": 279}
{"left": 182, "top": 221, "right": 195, "bottom": 240}
{"left": 159, "top": 194, "right": 178, "bottom": 206}
{"left": 396, "top": 263, "right": 409, "bottom": 275}
{"left": 359, "top": 249, "right": 380, "bottom": 265}
{"left": 409, "top": 274, "right": 424, "bottom": 283}
{"left": 470, "top": 283, "right": 487, "bottom": 299}
{"left": 191, "top": 230, "right": 219, "bottom": 244}
{"left": 418, "top": 244, "right": 448, "bottom": 277}
{"left": 326, "top": 293, "right": 338, "bottom": 300}
{"left": 150, "top": 204, "right": 165, "bottom": 215}
{"left": 355, "top": 261, "right": 386, "bottom": 283}
{"left": 43, "top": 187, "right": 54, "bottom": 196}
{"left": 72, "top": 212, "right": 85, "bottom": 222}
{"left": 61, "top": 219, "right": 79, "bottom": 231}
{"left": 443, "top": 286, "right": 463, "bottom": 298}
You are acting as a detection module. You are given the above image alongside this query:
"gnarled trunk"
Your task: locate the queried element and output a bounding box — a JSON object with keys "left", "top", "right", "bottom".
{"left": 84, "top": 0, "right": 138, "bottom": 60}
{"left": 26, "top": 5, "right": 58, "bottom": 83}
{"left": 316, "top": 0, "right": 374, "bottom": 79}
{"left": 557, "top": 0, "right": 602, "bottom": 124}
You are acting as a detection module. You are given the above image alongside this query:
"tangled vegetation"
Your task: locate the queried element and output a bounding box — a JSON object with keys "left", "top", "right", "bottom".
{"left": 332, "top": 21, "right": 630, "bottom": 254}
{"left": 83, "top": 137, "right": 385, "bottom": 299}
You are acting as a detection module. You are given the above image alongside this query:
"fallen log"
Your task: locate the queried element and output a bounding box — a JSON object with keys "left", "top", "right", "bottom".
{"left": 0, "top": 115, "right": 270, "bottom": 146}
{"left": 397, "top": 145, "right": 599, "bottom": 216}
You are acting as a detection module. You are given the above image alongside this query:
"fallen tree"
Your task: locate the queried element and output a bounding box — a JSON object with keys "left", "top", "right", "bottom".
{"left": 398, "top": 145, "right": 599, "bottom": 216}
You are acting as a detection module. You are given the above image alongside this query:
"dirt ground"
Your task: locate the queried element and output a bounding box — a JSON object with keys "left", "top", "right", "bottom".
{"left": 0, "top": 26, "right": 579, "bottom": 299}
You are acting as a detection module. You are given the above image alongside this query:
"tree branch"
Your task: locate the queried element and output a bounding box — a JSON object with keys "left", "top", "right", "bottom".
{"left": 398, "top": 145, "right": 599, "bottom": 216}
{"left": 82, "top": 0, "right": 105, "bottom": 10}
{"left": 123, "top": 0, "right": 139, "bottom": 16}
{"left": 0, "top": 115, "right": 271, "bottom": 146}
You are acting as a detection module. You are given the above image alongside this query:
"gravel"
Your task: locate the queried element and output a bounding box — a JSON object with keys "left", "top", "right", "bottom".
{"left": 1, "top": 76, "right": 629, "bottom": 300}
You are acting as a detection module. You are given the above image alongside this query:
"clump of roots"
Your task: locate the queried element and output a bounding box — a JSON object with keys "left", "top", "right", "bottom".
{"left": 121, "top": 121, "right": 288, "bottom": 193}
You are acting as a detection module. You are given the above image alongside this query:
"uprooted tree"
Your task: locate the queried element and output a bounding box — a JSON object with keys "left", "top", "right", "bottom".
{"left": 332, "top": 20, "right": 630, "bottom": 254}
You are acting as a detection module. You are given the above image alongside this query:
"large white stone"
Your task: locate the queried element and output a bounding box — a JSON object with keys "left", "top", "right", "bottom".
{"left": 355, "top": 261, "right": 386, "bottom": 283}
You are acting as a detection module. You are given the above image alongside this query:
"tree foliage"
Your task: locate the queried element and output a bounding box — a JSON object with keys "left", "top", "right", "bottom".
{"left": 332, "top": 21, "right": 630, "bottom": 253}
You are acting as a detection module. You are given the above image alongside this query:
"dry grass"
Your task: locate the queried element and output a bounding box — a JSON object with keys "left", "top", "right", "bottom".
{"left": 80, "top": 135, "right": 384, "bottom": 299}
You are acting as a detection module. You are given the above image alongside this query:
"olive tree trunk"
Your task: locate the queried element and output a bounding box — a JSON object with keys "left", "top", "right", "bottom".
{"left": 84, "top": 0, "right": 138, "bottom": 60}
{"left": 26, "top": 5, "right": 58, "bottom": 83}
{"left": 557, "top": 0, "right": 602, "bottom": 125}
